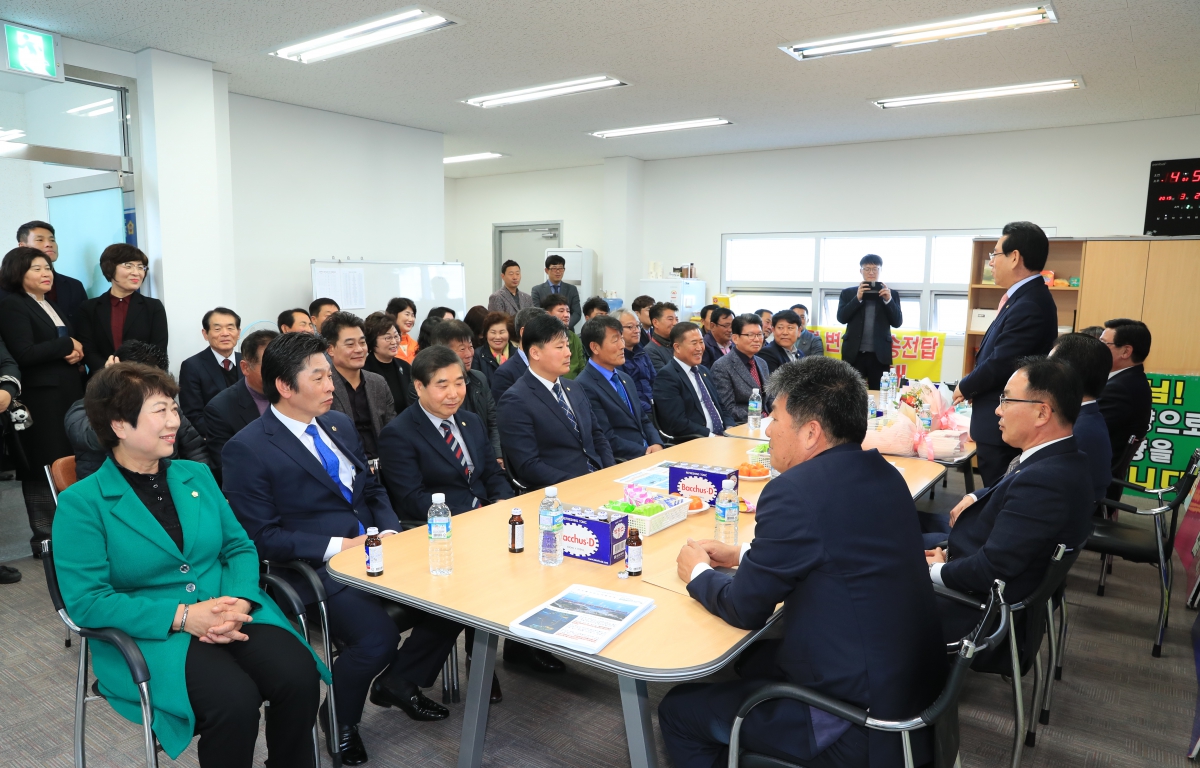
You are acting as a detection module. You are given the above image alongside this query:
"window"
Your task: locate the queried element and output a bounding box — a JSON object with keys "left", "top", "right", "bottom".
{"left": 933, "top": 295, "right": 969, "bottom": 335}
{"left": 725, "top": 238, "right": 815, "bottom": 283}
{"left": 728, "top": 292, "right": 812, "bottom": 317}
{"left": 819, "top": 237, "right": 926, "bottom": 283}
{"left": 930, "top": 237, "right": 974, "bottom": 284}
{"left": 897, "top": 294, "right": 922, "bottom": 331}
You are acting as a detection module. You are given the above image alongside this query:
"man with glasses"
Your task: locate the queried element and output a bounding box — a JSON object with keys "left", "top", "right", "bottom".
{"left": 323, "top": 312, "right": 396, "bottom": 462}
{"left": 952, "top": 222, "right": 1058, "bottom": 487}
{"left": 701, "top": 306, "right": 735, "bottom": 368}
{"left": 927, "top": 357, "right": 1093, "bottom": 641}
{"left": 616, "top": 308, "right": 656, "bottom": 415}
{"left": 710, "top": 313, "right": 774, "bottom": 425}
{"left": 530, "top": 254, "right": 582, "bottom": 330}
{"left": 836, "top": 254, "right": 901, "bottom": 390}
{"left": 204, "top": 329, "right": 278, "bottom": 485}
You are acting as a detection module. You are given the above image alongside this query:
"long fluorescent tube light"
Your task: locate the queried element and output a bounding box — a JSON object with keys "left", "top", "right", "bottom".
{"left": 873, "top": 77, "right": 1082, "bottom": 108}
{"left": 272, "top": 8, "right": 455, "bottom": 63}
{"left": 443, "top": 152, "right": 505, "bottom": 164}
{"left": 86, "top": 106, "right": 114, "bottom": 117}
{"left": 782, "top": 4, "right": 1057, "bottom": 61}
{"left": 464, "top": 76, "right": 626, "bottom": 108}
{"left": 0, "top": 129, "right": 25, "bottom": 142}
{"left": 67, "top": 98, "right": 113, "bottom": 114}
{"left": 590, "top": 117, "right": 731, "bottom": 139}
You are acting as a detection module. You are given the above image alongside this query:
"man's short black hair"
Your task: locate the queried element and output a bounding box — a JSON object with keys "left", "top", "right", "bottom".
{"left": 710, "top": 307, "right": 734, "bottom": 326}
{"left": 766, "top": 356, "right": 868, "bottom": 446}
{"left": 1000, "top": 221, "right": 1050, "bottom": 272}
{"left": 114, "top": 339, "right": 169, "bottom": 371}
{"left": 671, "top": 321, "right": 701, "bottom": 346}
{"left": 277, "top": 308, "right": 307, "bottom": 330}
{"left": 309, "top": 298, "right": 339, "bottom": 317}
{"left": 412, "top": 345, "right": 466, "bottom": 387}
{"left": 386, "top": 297, "right": 416, "bottom": 316}
{"left": 545, "top": 254, "right": 566, "bottom": 269}
{"left": 790, "top": 304, "right": 809, "bottom": 314}
{"left": 431, "top": 319, "right": 474, "bottom": 346}
{"left": 699, "top": 304, "right": 717, "bottom": 322}
{"left": 632, "top": 295, "right": 655, "bottom": 312}
{"left": 522, "top": 313, "right": 568, "bottom": 353}
{"left": 1079, "top": 326, "right": 1105, "bottom": 339}
{"left": 1104, "top": 318, "right": 1152, "bottom": 363}
{"left": 860, "top": 254, "right": 883, "bottom": 267}
{"left": 1051, "top": 333, "right": 1111, "bottom": 400}
{"left": 428, "top": 306, "right": 455, "bottom": 319}
{"left": 202, "top": 307, "right": 241, "bottom": 331}
{"left": 514, "top": 306, "right": 546, "bottom": 338}
{"left": 261, "top": 331, "right": 329, "bottom": 404}
{"left": 16, "top": 220, "right": 53, "bottom": 243}
{"left": 580, "top": 315, "right": 622, "bottom": 358}
{"left": 500, "top": 259, "right": 521, "bottom": 274}
{"left": 241, "top": 329, "right": 279, "bottom": 364}
{"left": 582, "top": 296, "right": 610, "bottom": 317}
{"left": 731, "top": 313, "right": 763, "bottom": 336}
{"left": 650, "top": 302, "right": 678, "bottom": 322}
{"left": 540, "top": 292, "right": 570, "bottom": 311}
{"left": 772, "top": 309, "right": 801, "bottom": 327}
{"left": 755, "top": 309, "right": 772, "bottom": 320}
{"left": 0, "top": 246, "right": 49, "bottom": 293}
{"left": 321, "top": 311, "right": 364, "bottom": 346}
{"left": 1017, "top": 356, "right": 1082, "bottom": 426}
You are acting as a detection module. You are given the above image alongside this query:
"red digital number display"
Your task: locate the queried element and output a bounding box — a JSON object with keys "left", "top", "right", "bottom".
{"left": 1145, "top": 158, "right": 1200, "bottom": 236}
{"left": 1161, "top": 169, "right": 1200, "bottom": 183}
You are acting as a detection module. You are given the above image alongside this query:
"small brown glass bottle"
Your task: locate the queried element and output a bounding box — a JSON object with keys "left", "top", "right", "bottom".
{"left": 508, "top": 508, "right": 525, "bottom": 553}
{"left": 626, "top": 527, "right": 643, "bottom": 576}
{"left": 365, "top": 527, "right": 384, "bottom": 577}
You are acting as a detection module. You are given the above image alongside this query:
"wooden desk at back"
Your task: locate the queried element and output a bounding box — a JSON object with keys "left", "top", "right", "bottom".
{"left": 327, "top": 437, "right": 946, "bottom": 768}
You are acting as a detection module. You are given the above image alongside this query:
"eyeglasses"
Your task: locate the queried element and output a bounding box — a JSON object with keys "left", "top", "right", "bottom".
{"left": 547, "top": 266, "right": 566, "bottom": 272}
{"left": 987, "top": 250, "right": 1005, "bottom": 261}
{"left": 119, "top": 262, "right": 148, "bottom": 272}
{"left": 716, "top": 322, "right": 733, "bottom": 330}
{"left": 737, "top": 332, "right": 765, "bottom": 340}
{"left": 621, "top": 324, "right": 639, "bottom": 331}
{"left": 998, "top": 394, "right": 1049, "bottom": 410}
{"left": 379, "top": 332, "right": 401, "bottom": 342}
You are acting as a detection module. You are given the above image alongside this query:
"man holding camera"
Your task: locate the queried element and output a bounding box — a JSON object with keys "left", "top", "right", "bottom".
{"left": 836, "top": 254, "right": 902, "bottom": 389}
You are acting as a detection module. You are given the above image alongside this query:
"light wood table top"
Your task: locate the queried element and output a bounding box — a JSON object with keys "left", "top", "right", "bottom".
{"left": 328, "top": 437, "right": 946, "bottom": 681}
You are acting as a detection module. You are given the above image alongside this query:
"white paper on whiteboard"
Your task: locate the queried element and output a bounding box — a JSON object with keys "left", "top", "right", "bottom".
{"left": 314, "top": 269, "right": 340, "bottom": 302}
{"left": 339, "top": 269, "right": 366, "bottom": 310}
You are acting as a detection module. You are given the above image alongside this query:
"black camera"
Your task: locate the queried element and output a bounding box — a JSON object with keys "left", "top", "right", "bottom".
{"left": 862, "top": 281, "right": 883, "bottom": 297}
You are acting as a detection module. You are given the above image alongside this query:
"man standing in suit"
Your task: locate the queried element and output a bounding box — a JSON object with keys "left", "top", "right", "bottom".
{"left": 930, "top": 358, "right": 1094, "bottom": 641}
{"left": 837, "top": 254, "right": 902, "bottom": 390}
{"left": 663, "top": 356, "right": 945, "bottom": 768}
{"left": 1098, "top": 318, "right": 1153, "bottom": 492}
{"left": 529, "top": 254, "right": 581, "bottom": 330}
{"left": 645, "top": 301, "right": 679, "bottom": 372}
{"left": 204, "top": 329, "right": 277, "bottom": 484}
{"left": 224, "top": 332, "right": 459, "bottom": 764}
{"left": 616, "top": 308, "right": 656, "bottom": 415}
{"left": 1051, "top": 334, "right": 1115, "bottom": 503}
{"left": 710, "top": 313, "right": 774, "bottom": 425}
{"left": 323, "top": 312, "right": 395, "bottom": 461}
{"left": 953, "top": 222, "right": 1059, "bottom": 487}
{"left": 498, "top": 313, "right": 614, "bottom": 487}
{"left": 490, "top": 307, "right": 545, "bottom": 403}
{"left": 487, "top": 259, "right": 535, "bottom": 316}
{"left": 576, "top": 315, "right": 663, "bottom": 461}
{"left": 758, "top": 309, "right": 803, "bottom": 373}
{"left": 701, "top": 307, "right": 734, "bottom": 369}
{"left": 13, "top": 221, "right": 87, "bottom": 328}
{"left": 653, "top": 322, "right": 733, "bottom": 440}
{"left": 178, "top": 307, "right": 243, "bottom": 437}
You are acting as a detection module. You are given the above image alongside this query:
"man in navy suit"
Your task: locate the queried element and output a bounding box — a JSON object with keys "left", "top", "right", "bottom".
{"left": 701, "top": 306, "right": 734, "bottom": 369}
{"left": 954, "top": 222, "right": 1059, "bottom": 487}
{"left": 203, "top": 329, "right": 277, "bottom": 485}
{"left": 645, "top": 301, "right": 679, "bottom": 372}
{"left": 663, "top": 357, "right": 945, "bottom": 768}
{"left": 1051, "top": 334, "right": 1115, "bottom": 503}
{"left": 930, "top": 358, "right": 1095, "bottom": 641}
{"left": 758, "top": 309, "right": 804, "bottom": 373}
{"left": 1098, "top": 318, "right": 1154, "bottom": 495}
{"left": 179, "top": 307, "right": 244, "bottom": 437}
{"left": 223, "top": 332, "right": 459, "bottom": 765}
{"left": 653, "top": 322, "right": 734, "bottom": 439}
{"left": 12, "top": 221, "right": 87, "bottom": 328}
{"left": 497, "top": 313, "right": 614, "bottom": 488}
{"left": 489, "top": 306, "right": 544, "bottom": 403}
{"left": 575, "top": 315, "right": 663, "bottom": 461}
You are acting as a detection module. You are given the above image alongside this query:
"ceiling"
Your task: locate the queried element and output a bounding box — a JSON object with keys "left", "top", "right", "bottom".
{"left": 7, "top": 0, "right": 1200, "bottom": 178}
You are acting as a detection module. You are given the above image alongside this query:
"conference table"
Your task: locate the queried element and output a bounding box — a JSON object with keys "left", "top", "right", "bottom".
{"left": 328, "top": 437, "right": 947, "bottom": 768}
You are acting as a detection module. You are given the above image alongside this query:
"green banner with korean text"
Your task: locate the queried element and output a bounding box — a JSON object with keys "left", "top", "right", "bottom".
{"left": 1126, "top": 372, "right": 1200, "bottom": 498}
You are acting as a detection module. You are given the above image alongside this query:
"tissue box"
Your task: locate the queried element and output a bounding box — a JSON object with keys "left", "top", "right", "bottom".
{"left": 669, "top": 463, "right": 738, "bottom": 503}
{"left": 561, "top": 507, "right": 628, "bottom": 565}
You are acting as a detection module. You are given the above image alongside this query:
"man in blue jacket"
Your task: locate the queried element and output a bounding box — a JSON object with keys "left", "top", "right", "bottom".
{"left": 575, "top": 315, "right": 663, "bottom": 461}
{"left": 663, "top": 357, "right": 945, "bottom": 768}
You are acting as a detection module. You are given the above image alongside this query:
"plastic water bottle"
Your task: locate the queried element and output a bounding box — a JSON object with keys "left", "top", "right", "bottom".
{"left": 539, "top": 487, "right": 564, "bottom": 566}
{"left": 879, "top": 371, "right": 892, "bottom": 413}
{"left": 714, "top": 479, "right": 739, "bottom": 545}
{"left": 427, "top": 493, "right": 453, "bottom": 576}
{"left": 747, "top": 388, "right": 762, "bottom": 430}
{"left": 867, "top": 394, "right": 876, "bottom": 420}
{"left": 919, "top": 405, "right": 933, "bottom": 432}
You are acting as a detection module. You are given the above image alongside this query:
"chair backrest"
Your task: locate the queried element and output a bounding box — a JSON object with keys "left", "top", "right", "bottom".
{"left": 51, "top": 456, "right": 78, "bottom": 493}
{"left": 1003, "top": 544, "right": 1080, "bottom": 675}
{"left": 1115, "top": 433, "right": 1141, "bottom": 475}
{"left": 1164, "top": 448, "right": 1200, "bottom": 551}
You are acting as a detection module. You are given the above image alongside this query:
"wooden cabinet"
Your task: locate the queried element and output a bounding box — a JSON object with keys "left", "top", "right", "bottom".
{"left": 1077, "top": 241, "right": 1149, "bottom": 328}
{"left": 1140, "top": 240, "right": 1200, "bottom": 374}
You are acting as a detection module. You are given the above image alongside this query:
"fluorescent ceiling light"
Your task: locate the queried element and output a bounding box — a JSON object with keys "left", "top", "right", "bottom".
{"left": 0, "top": 128, "right": 25, "bottom": 142}
{"left": 443, "top": 152, "right": 505, "bottom": 164}
{"left": 272, "top": 7, "right": 455, "bottom": 63}
{"left": 782, "top": 4, "right": 1057, "bottom": 61}
{"left": 464, "top": 76, "right": 626, "bottom": 108}
{"left": 66, "top": 98, "right": 113, "bottom": 114}
{"left": 873, "top": 77, "right": 1082, "bottom": 108}
{"left": 590, "top": 117, "right": 731, "bottom": 139}
{"left": 86, "top": 106, "right": 114, "bottom": 117}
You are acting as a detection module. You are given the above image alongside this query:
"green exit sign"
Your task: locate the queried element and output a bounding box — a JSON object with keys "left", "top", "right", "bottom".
{"left": 3, "top": 21, "right": 63, "bottom": 82}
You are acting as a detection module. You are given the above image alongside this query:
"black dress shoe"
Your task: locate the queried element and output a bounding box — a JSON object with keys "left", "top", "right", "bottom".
{"left": 490, "top": 673, "right": 503, "bottom": 704}
{"left": 370, "top": 678, "right": 449, "bottom": 721}
{"left": 503, "top": 641, "right": 566, "bottom": 674}
{"left": 0, "top": 565, "right": 20, "bottom": 584}
{"left": 319, "top": 699, "right": 368, "bottom": 765}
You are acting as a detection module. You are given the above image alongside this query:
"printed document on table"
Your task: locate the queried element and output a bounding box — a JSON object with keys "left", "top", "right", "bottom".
{"left": 508, "top": 585, "right": 655, "bottom": 654}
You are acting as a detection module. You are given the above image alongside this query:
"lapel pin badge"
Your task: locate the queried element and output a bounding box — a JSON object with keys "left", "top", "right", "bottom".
{"left": 192, "top": 491, "right": 199, "bottom": 497}
{"left": 331, "top": 425, "right": 338, "bottom": 432}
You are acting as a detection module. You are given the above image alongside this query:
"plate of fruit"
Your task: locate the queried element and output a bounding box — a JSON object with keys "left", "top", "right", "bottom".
{"left": 737, "top": 462, "right": 770, "bottom": 481}
{"left": 671, "top": 493, "right": 710, "bottom": 515}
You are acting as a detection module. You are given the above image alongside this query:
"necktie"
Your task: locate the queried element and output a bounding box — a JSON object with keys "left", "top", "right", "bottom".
{"left": 552, "top": 382, "right": 580, "bottom": 436}
{"left": 748, "top": 358, "right": 762, "bottom": 389}
{"left": 222, "top": 359, "right": 232, "bottom": 371}
{"left": 441, "top": 420, "right": 470, "bottom": 479}
{"left": 996, "top": 293, "right": 1009, "bottom": 314}
{"left": 691, "top": 367, "right": 725, "bottom": 436}
{"left": 1005, "top": 455, "right": 1021, "bottom": 476}
{"left": 304, "top": 425, "right": 362, "bottom": 533}
{"left": 609, "top": 370, "right": 634, "bottom": 415}
{"left": 551, "top": 283, "right": 560, "bottom": 294}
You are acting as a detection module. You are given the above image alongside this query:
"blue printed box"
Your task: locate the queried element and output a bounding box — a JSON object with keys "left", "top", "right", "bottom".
{"left": 562, "top": 510, "right": 629, "bottom": 566}
{"left": 669, "top": 463, "right": 738, "bottom": 503}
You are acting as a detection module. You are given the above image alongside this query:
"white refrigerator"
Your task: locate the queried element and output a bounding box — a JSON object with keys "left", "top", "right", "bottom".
{"left": 638, "top": 279, "right": 707, "bottom": 318}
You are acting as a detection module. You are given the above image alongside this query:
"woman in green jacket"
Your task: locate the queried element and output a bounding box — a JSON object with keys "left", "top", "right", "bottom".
{"left": 52, "top": 362, "right": 331, "bottom": 766}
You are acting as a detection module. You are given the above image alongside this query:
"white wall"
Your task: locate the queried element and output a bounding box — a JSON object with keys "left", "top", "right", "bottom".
{"left": 228, "top": 95, "right": 444, "bottom": 327}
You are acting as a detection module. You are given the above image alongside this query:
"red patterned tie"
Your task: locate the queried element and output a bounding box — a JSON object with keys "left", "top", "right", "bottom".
{"left": 441, "top": 421, "right": 469, "bottom": 478}
{"left": 222, "top": 359, "right": 232, "bottom": 371}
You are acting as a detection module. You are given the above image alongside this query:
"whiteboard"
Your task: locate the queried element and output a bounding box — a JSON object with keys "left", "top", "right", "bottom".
{"left": 310, "top": 260, "right": 468, "bottom": 321}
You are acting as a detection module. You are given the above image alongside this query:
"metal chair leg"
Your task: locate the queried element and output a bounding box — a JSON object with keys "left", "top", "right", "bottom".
{"left": 137, "top": 681, "right": 158, "bottom": 768}
{"left": 1154, "top": 519, "right": 1170, "bottom": 657}
{"left": 1096, "top": 553, "right": 1109, "bottom": 596}
{"left": 1025, "top": 647, "right": 1044, "bottom": 748}
{"left": 314, "top": 601, "right": 341, "bottom": 768}
{"left": 450, "top": 643, "right": 461, "bottom": 703}
{"left": 75, "top": 637, "right": 88, "bottom": 768}
{"left": 66, "top": 624, "right": 72, "bottom": 648}
{"left": 442, "top": 657, "right": 452, "bottom": 704}
{"left": 1008, "top": 626, "right": 1025, "bottom": 768}
{"left": 1039, "top": 600, "right": 1057, "bottom": 726}
{"left": 1055, "top": 597, "right": 1068, "bottom": 681}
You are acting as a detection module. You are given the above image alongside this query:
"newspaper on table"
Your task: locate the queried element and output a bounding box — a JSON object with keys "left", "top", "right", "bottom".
{"left": 508, "top": 585, "right": 656, "bottom": 654}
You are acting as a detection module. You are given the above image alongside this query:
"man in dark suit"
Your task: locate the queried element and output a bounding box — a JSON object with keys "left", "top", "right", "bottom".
{"left": 758, "top": 309, "right": 803, "bottom": 373}
{"left": 653, "top": 322, "right": 734, "bottom": 439}
{"left": 1051, "top": 333, "right": 1115, "bottom": 503}
{"left": 497, "top": 313, "right": 614, "bottom": 488}
{"left": 323, "top": 312, "right": 396, "bottom": 461}
{"left": 645, "top": 301, "right": 678, "bottom": 372}
{"left": 489, "top": 306, "right": 545, "bottom": 403}
{"left": 204, "top": 329, "right": 277, "bottom": 484}
{"left": 278, "top": 307, "right": 316, "bottom": 334}
{"left": 953, "top": 222, "right": 1059, "bottom": 487}
{"left": 700, "top": 306, "right": 734, "bottom": 369}
{"left": 930, "top": 358, "right": 1095, "bottom": 641}
{"left": 837, "top": 254, "right": 903, "bottom": 390}
{"left": 710, "top": 313, "right": 774, "bottom": 425}
{"left": 178, "top": 307, "right": 243, "bottom": 437}
{"left": 663, "top": 356, "right": 945, "bottom": 768}
{"left": 13, "top": 221, "right": 87, "bottom": 328}
{"left": 224, "top": 332, "right": 459, "bottom": 765}
{"left": 576, "top": 315, "right": 664, "bottom": 461}
{"left": 632, "top": 295, "right": 656, "bottom": 348}
{"left": 616, "top": 308, "right": 656, "bottom": 414}
{"left": 425, "top": 319, "right": 503, "bottom": 464}
{"left": 1098, "top": 318, "right": 1154, "bottom": 494}
{"left": 529, "top": 253, "right": 581, "bottom": 330}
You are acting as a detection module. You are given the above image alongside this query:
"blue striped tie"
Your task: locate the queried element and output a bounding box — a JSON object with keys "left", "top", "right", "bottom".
{"left": 552, "top": 382, "right": 580, "bottom": 436}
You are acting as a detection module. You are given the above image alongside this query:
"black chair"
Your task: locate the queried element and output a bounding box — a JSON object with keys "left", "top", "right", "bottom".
{"left": 651, "top": 401, "right": 705, "bottom": 445}
{"left": 730, "top": 580, "right": 1010, "bottom": 768}
{"left": 499, "top": 444, "right": 533, "bottom": 495}
{"left": 1086, "top": 447, "right": 1200, "bottom": 656}
{"left": 935, "top": 544, "right": 1080, "bottom": 767}
{"left": 259, "top": 572, "right": 324, "bottom": 768}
